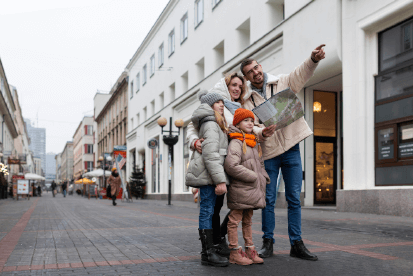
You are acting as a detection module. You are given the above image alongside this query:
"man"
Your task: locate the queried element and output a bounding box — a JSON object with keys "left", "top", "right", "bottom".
{"left": 108, "top": 167, "right": 121, "bottom": 206}
{"left": 51, "top": 181, "right": 57, "bottom": 197}
{"left": 62, "top": 181, "right": 67, "bottom": 197}
{"left": 240, "top": 44, "right": 326, "bottom": 261}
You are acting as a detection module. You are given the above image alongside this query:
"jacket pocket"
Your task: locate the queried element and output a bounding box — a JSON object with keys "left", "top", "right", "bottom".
{"left": 219, "top": 148, "right": 227, "bottom": 156}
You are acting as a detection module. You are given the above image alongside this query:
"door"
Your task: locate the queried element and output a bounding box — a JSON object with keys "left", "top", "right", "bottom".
{"left": 314, "top": 137, "right": 337, "bottom": 204}
{"left": 313, "top": 91, "right": 337, "bottom": 204}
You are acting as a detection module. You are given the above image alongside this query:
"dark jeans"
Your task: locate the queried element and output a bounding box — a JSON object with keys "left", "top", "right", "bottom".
{"left": 112, "top": 194, "right": 117, "bottom": 204}
{"left": 262, "top": 143, "right": 303, "bottom": 245}
{"left": 212, "top": 193, "right": 229, "bottom": 243}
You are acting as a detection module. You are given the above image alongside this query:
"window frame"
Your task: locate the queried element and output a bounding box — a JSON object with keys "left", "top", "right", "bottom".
{"left": 136, "top": 73, "right": 140, "bottom": 93}
{"left": 375, "top": 16, "right": 413, "bottom": 186}
{"left": 143, "top": 64, "right": 147, "bottom": 85}
{"left": 168, "top": 29, "right": 175, "bottom": 57}
{"left": 150, "top": 55, "right": 155, "bottom": 77}
{"left": 180, "top": 12, "right": 188, "bottom": 44}
{"left": 130, "top": 81, "right": 134, "bottom": 98}
{"left": 212, "top": 0, "right": 222, "bottom": 10}
{"left": 194, "top": 0, "right": 204, "bottom": 29}
{"left": 158, "top": 43, "right": 164, "bottom": 67}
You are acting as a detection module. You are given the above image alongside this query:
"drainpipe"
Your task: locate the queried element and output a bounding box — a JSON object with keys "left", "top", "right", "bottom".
{"left": 1, "top": 114, "right": 4, "bottom": 163}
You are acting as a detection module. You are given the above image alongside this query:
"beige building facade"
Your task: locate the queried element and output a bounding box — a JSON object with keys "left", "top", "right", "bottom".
{"left": 73, "top": 117, "right": 94, "bottom": 179}
{"left": 61, "top": 141, "right": 73, "bottom": 181}
{"left": 96, "top": 71, "right": 128, "bottom": 172}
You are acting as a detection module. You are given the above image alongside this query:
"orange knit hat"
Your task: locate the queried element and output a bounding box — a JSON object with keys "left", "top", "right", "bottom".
{"left": 232, "top": 108, "right": 255, "bottom": 126}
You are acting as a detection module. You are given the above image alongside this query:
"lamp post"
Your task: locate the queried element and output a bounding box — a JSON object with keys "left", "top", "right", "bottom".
{"left": 98, "top": 155, "right": 112, "bottom": 191}
{"left": 157, "top": 117, "right": 184, "bottom": 205}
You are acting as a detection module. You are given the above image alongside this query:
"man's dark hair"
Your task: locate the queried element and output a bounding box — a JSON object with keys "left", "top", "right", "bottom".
{"left": 240, "top": 58, "right": 257, "bottom": 75}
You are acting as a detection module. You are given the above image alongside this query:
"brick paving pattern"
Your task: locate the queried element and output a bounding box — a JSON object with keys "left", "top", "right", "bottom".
{"left": 0, "top": 192, "right": 412, "bottom": 275}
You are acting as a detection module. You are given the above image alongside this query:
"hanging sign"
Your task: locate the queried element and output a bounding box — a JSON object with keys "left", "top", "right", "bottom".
{"left": 148, "top": 139, "right": 158, "bottom": 149}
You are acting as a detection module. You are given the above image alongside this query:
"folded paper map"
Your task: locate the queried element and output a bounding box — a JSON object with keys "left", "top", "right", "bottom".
{"left": 252, "top": 87, "right": 304, "bottom": 130}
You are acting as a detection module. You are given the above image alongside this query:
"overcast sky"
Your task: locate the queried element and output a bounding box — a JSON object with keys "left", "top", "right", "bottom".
{"left": 0, "top": 0, "right": 170, "bottom": 154}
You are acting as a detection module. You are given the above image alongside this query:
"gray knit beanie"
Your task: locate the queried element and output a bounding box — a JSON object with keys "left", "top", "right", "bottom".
{"left": 198, "top": 90, "right": 224, "bottom": 107}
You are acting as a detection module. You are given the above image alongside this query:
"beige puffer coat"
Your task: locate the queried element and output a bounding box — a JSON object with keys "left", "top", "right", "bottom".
{"left": 224, "top": 125, "right": 270, "bottom": 210}
{"left": 243, "top": 57, "right": 318, "bottom": 160}
{"left": 185, "top": 104, "right": 229, "bottom": 188}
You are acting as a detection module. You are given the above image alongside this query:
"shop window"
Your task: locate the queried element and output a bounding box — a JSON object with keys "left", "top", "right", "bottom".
{"left": 375, "top": 16, "right": 413, "bottom": 186}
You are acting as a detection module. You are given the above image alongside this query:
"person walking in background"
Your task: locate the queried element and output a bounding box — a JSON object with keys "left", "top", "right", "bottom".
{"left": 62, "top": 181, "right": 67, "bottom": 197}
{"left": 224, "top": 109, "right": 270, "bottom": 265}
{"left": 51, "top": 181, "right": 57, "bottom": 197}
{"left": 185, "top": 90, "right": 230, "bottom": 267}
{"left": 240, "top": 44, "right": 326, "bottom": 261}
{"left": 108, "top": 167, "right": 121, "bottom": 206}
{"left": 37, "top": 185, "right": 41, "bottom": 197}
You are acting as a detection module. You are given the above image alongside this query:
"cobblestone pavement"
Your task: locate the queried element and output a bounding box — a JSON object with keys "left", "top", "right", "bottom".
{"left": 0, "top": 192, "right": 412, "bottom": 276}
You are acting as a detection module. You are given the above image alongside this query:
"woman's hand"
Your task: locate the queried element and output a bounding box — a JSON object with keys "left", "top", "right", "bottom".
{"left": 262, "top": 125, "right": 276, "bottom": 137}
{"left": 195, "top": 138, "right": 204, "bottom": 154}
{"left": 215, "top": 183, "right": 227, "bottom": 195}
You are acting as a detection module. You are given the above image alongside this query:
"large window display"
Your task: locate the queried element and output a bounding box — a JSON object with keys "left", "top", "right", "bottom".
{"left": 375, "top": 16, "right": 413, "bottom": 186}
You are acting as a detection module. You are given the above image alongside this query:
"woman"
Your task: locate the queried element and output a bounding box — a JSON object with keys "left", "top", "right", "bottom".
{"left": 108, "top": 167, "right": 121, "bottom": 206}
{"left": 186, "top": 90, "right": 230, "bottom": 267}
{"left": 186, "top": 72, "right": 247, "bottom": 257}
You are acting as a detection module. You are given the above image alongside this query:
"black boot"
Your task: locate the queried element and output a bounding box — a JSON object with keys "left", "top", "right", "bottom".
{"left": 198, "top": 229, "right": 229, "bottom": 267}
{"left": 257, "top": 238, "right": 273, "bottom": 258}
{"left": 290, "top": 240, "right": 318, "bottom": 261}
{"left": 214, "top": 237, "right": 231, "bottom": 258}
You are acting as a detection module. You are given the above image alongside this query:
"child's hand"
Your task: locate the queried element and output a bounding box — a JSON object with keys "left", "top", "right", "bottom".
{"left": 195, "top": 138, "right": 204, "bottom": 153}
{"left": 215, "top": 183, "right": 227, "bottom": 195}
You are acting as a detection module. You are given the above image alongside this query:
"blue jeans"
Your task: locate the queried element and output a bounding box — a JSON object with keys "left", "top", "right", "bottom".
{"left": 199, "top": 185, "right": 217, "bottom": 230}
{"left": 262, "top": 143, "right": 302, "bottom": 245}
{"left": 63, "top": 190, "right": 67, "bottom": 197}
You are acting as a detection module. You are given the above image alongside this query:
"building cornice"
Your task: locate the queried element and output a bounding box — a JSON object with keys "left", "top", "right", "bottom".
{"left": 125, "top": 0, "right": 178, "bottom": 70}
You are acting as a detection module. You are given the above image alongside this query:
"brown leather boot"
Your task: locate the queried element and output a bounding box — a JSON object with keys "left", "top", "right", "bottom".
{"left": 245, "top": 246, "right": 264, "bottom": 264}
{"left": 229, "top": 247, "right": 253, "bottom": 266}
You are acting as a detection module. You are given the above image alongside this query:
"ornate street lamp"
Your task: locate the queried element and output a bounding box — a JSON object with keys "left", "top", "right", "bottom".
{"left": 157, "top": 117, "right": 184, "bottom": 205}
{"left": 98, "top": 155, "right": 112, "bottom": 190}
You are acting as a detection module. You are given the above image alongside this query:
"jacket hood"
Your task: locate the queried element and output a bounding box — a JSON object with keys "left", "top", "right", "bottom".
{"left": 228, "top": 124, "right": 241, "bottom": 135}
{"left": 209, "top": 77, "right": 231, "bottom": 100}
{"left": 244, "top": 73, "right": 282, "bottom": 99}
{"left": 191, "top": 103, "right": 216, "bottom": 129}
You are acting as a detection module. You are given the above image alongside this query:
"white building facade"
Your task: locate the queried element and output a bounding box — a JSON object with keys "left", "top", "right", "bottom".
{"left": 125, "top": 0, "right": 413, "bottom": 216}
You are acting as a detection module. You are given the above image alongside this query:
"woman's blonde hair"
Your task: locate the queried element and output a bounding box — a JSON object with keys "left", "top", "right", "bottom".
{"left": 214, "top": 110, "right": 228, "bottom": 134}
{"left": 224, "top": 72, "right": 246, "bottom": 105}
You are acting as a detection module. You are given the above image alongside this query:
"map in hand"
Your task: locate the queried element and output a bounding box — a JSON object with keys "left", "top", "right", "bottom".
{"left": 252, "top": 87, "right": 304, "bottom": 131}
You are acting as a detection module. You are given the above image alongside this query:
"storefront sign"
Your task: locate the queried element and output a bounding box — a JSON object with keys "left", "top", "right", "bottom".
{"left": 17, "top": 180, "right": 29, "bottom": 194}
{"left": 378, "top": 128, "right": 394, "bottom": 160}
{"left": 399, "top": 143, "right": 413, "bottom": 158}
{"left": 8, "top": 157, "right": 20, "bottom": 164}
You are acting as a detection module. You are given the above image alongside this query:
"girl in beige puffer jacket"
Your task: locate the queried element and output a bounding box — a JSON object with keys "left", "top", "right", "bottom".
{"left": 224, "top": 108, "right": 271, "bottom": 265}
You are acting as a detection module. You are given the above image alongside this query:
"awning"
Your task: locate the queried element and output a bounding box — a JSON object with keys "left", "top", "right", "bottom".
{"left": 74, "top": 178, "right": 95, "bottom": 184}
{"left": 24, "top": 173, "right": 45, "bottom": 180}
{"left": 83, "top": 169, "right": 111, "bottom": 178}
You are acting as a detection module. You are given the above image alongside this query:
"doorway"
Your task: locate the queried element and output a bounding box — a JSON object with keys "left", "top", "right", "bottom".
{"left": 313, "top": 91, "right": 337, "bottom": 204}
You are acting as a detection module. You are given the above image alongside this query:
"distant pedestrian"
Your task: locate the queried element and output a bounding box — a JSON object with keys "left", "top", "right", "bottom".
{"left": 108, "top": 167, "right": 121, "bottom": 206}
{"left": 51, "top": 181, "right": 57, "bottom": 197}
{"left": 37, "top": 185, "right": 42, "bottom": 197}
{"left": 62, "top": 181, "right": 67, "bottom": 197}
{"left": 224, "top": 109, "right": 270, "bottom": 265}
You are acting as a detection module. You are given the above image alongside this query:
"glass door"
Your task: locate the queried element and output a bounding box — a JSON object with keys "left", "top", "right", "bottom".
{"left": 314, "top": 137, "right": 336, "bottom": 204}
{"left": 313, "top": 91, "right": 337, "bottom": 204}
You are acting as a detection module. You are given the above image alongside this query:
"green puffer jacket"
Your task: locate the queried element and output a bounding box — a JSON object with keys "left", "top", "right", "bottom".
{"left": 185, "top": 104, "right": 229, "bottom": 188}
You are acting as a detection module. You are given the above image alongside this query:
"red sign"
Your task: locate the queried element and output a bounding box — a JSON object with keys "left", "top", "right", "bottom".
{"left": 113, "top": 150, "right": 126, "bottom": 158}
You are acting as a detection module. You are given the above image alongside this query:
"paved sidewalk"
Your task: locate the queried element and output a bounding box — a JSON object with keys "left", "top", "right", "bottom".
{"left": 0, "top": 192, "right": 412, "bottom": 275}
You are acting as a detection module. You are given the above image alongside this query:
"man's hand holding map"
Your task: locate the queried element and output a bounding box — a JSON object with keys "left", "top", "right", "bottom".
{"left": 252, "top": 87, "right": 305, "bottom": 131}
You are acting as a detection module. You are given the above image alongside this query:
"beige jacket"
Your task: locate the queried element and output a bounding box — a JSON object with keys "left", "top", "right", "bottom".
{"left": 224, "top": 125, "right": 270, "bottom": 210}
{"left": 243, "top": 57, "right": 318, "bottom": 160}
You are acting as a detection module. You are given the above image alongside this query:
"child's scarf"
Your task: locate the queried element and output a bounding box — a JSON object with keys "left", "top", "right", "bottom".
{"left": 229, "top": 130, "right": 262, "bottom": 157}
